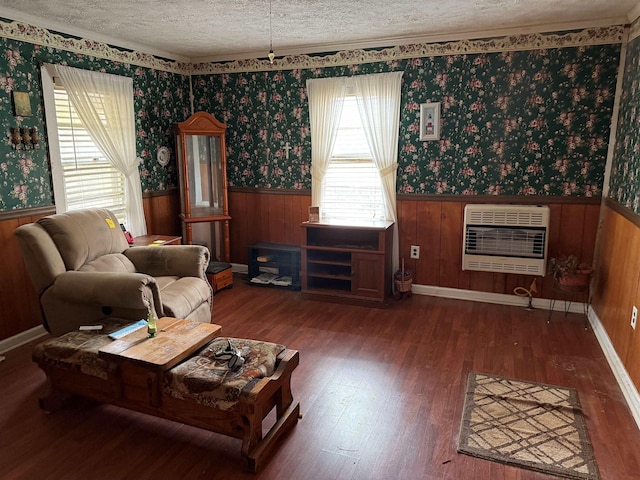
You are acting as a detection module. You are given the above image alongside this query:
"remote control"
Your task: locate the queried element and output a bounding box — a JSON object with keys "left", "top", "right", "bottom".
{"left": 108, "top": 319, "right": 148, "bottom": 340}
{"left": 79, "top": 325, "right": 103, "bottom": 331}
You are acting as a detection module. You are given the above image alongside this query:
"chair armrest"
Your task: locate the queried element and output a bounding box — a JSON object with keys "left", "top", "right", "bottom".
{"left": 124, "top": 245, "right": 210, "bottom": 279}
{"left": 52, "top": 271, "right": 161, "bottom": 311}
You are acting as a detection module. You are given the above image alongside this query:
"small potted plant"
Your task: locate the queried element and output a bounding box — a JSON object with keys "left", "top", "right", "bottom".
{"left": 548, "top": 255, "right": 593, "bottom": 288}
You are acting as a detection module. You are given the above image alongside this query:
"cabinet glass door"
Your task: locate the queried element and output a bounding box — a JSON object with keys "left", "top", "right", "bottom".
{"left": 185, "top": 134, "right": 223, "bottom": 217}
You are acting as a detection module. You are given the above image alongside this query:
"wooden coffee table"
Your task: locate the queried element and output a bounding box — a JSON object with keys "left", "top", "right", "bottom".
{"left": 99, "top": 317, "right": 221, "bottom": 408}
{"left": 33, "top": 317, "right": 300, "bottom": 472}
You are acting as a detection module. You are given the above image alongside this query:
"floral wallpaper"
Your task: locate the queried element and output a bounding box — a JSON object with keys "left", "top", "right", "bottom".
{"left": 193, "top": 43, "right": 620, "bottom": 196}
{"left": 0, "top": 18, "right": 625, "bottom": 211}
{"left": 609, "top": 29, "right": 640, "bottom": 215}
{"left": 0, "top": 28, "right": 190, "bottom": 211}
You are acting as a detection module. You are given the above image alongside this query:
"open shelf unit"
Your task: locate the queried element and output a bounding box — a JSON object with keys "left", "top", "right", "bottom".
{"left": 301, "top": 220, "right": 394, "bottom": 306}
{"left": 247, "top": 242, "right": 301, "bottom": 290}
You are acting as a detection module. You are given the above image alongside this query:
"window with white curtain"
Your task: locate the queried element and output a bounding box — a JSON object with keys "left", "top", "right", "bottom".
{"left": 53, "top": 85, "right": 127, "bottom": 223}
{"left": 322, "top": 94, "right": 385, "bottom": 222}
{"left": 41, "top": 63, "right": 146, "bottom": 235}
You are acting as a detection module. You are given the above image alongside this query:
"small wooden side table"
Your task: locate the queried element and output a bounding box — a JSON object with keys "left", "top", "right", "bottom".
{"left": 131, "top": 234, "right": 182, "bottom": 247}
{"left": 99, "top": 317, "right": 221, "bottom": 407}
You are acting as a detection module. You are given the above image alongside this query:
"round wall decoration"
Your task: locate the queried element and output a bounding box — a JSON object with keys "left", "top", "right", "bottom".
{"left": 157, "top": 146, "right": 170, "bottom": 166}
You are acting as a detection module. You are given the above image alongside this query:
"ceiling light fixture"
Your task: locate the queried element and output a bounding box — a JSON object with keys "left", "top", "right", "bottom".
{"left": 268, "top": 0, "right": 275, "bottom": 64}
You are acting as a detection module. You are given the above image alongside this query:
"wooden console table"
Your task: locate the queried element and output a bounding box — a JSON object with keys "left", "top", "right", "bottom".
{"left": 301, "top": 220, "right": 394, "bottom": 306}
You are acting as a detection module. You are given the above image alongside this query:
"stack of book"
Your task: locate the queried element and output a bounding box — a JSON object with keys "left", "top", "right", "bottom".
{"left": 250, "top": 273, "right": 292, "bottom": 286}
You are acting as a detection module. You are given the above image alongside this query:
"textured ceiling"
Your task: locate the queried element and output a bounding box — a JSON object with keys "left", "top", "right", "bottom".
{"left": 0, "top": 0, "right": 637, "bottom": 62}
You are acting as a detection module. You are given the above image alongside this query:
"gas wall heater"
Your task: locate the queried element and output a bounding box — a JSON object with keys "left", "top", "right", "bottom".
{"left": 462, "top": 204, "right": 550, "bottom": 276}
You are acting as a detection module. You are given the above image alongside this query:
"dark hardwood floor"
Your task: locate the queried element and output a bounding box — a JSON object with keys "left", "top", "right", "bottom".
{"left": 2, "top": 277, "right": 640, "bottom": 479}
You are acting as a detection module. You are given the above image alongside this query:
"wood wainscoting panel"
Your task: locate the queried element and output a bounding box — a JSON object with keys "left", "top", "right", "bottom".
{"left": 397, "top": 198, "right": 417, "bottom": 277}
{"left": 415, "top": 201, "right": 442, "bottom": 287}
{"left": 592, "top": 205, "right": 640, "bottom": 377}
{"left": 0, "top": 211, "right": 52, "bottom": 340}
{"left": 228, "top": 190, "right": 249, "bottom": 264}
{"left": 226, "top": 190, "right": 600, "bottom": 301}
{"left": 439, "top": 202, "right": 464, "bottom": 289}
{"left": 631, "top": 268, "right": 640, "bottom": 392}
{"left": 559, "top": 203, "right": 586, "bottom": 257}
{"left": 267, "top": 194, "right": 287, "bottom": 244}
{"left": 582, "top": 204, "right": 600, "bottom": 267}
{"left": 228, "top": 189, "right": 310, "bottom": 266}
{"left": 142, "top": 190, "right": 181, "bottom": 237}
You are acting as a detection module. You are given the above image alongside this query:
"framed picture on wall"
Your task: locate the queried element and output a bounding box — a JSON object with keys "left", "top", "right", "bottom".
{"left": 12, "top": 91, "right": 32, "bottom": 117}
{"left": 420, "top": 102, "right": 440, "bottom": 141}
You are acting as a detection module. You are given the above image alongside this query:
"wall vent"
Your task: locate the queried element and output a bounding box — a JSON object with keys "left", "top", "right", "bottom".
{"left": 462, "top": 204, "right": 550, "bottom": 276}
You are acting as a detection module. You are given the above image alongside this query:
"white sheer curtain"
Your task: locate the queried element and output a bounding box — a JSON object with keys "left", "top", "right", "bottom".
{"left": 306, "top": 77, "right": 346, "bottom": 207}
{"left": 353, "top": 72, "right": 404, "bottom": 277}
{"left": 53, "top": 64, "right": 147, "bottom": 236}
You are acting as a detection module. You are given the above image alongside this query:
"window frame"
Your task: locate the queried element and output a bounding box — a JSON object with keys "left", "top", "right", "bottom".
{"left": 41, "top": 64, "right": 127, "bottom": 224}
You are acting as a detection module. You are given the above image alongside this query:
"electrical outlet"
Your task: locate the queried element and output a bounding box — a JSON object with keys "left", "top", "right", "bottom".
{"left": 410, "top": 245, "right": 420, "bottom": 259}
{"left": 632, "top": 306, "right": 638, "bottom": 330}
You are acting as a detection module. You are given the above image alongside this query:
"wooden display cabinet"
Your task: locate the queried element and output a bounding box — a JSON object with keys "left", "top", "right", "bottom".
{"left": 301, "top": 220, "right": 394, "bottom": 306}
{"left": 175, "top": 112, "right": 230, "bottom": 263}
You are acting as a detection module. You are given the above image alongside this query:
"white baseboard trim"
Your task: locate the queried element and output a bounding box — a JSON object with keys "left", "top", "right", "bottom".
{"left": 411, "top": 283, "right": 586, "bottom": 313}
{"left": 231, "top": 266, "right": 585, "bottom": 313}
{"left": 0, "top": 325, "right": 47, "bottom": 354}
{"left": 587, "top": 306, "right": 640, "bottom": 431}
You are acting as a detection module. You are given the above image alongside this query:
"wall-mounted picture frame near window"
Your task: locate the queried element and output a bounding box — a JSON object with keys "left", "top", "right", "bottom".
{"left": 12, "top": 91, "right": 32, "bottom": 117}
{"left": 420, "top": 102, "right": 440, "bottom": 141}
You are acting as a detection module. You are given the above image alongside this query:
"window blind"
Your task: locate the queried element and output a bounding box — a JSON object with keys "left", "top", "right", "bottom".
{"left": 322, "top": 95, "right": 385, "bottom": 222}
{"left": 53, "top": 85, "right": 126, "bottom": 222}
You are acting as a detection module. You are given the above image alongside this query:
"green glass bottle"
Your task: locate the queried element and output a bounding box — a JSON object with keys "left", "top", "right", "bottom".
{"left": 147, "top": 311, "right": 157, "bottom": 337}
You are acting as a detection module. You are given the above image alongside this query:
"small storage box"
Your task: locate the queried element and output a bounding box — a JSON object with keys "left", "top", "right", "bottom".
{"left": 206, "top": 261, "right": 233, "bottom": 293}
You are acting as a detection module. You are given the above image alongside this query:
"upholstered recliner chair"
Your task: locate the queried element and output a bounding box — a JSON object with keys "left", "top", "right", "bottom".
{"left": 15, "top": 208, "right": 213, "bottom": 335}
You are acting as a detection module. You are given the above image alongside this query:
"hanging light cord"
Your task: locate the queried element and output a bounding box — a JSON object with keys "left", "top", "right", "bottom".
{"left": 268, "top": 0, "right": 275, "bottom": 63}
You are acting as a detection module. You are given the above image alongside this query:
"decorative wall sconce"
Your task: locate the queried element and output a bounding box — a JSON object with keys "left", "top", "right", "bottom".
{"left": 10, "top": 127, "right": 21, "bottom": 149}
{"left": 10, "top": 126, "right": 40, "bottom": 150}
{"left": 30, "top": 126, "right": 40, "bottom": 149}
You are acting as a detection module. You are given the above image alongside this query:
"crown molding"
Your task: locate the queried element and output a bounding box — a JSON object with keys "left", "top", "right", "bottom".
{"left": 0, "top": 15, "right": 625, "bottom": 76}
{"left": 0, "top": 17, "right": 191, "bottom": 74}
{"left": 192, "top": 26, "right": 625, "bottom": 75}
{"left": 191, "top": 17, "right": 629, "bottom": 64}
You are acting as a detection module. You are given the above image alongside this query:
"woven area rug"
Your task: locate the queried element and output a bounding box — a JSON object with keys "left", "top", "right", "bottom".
{"left": 457, "top": 372, "right": 599, "bottom": 480}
